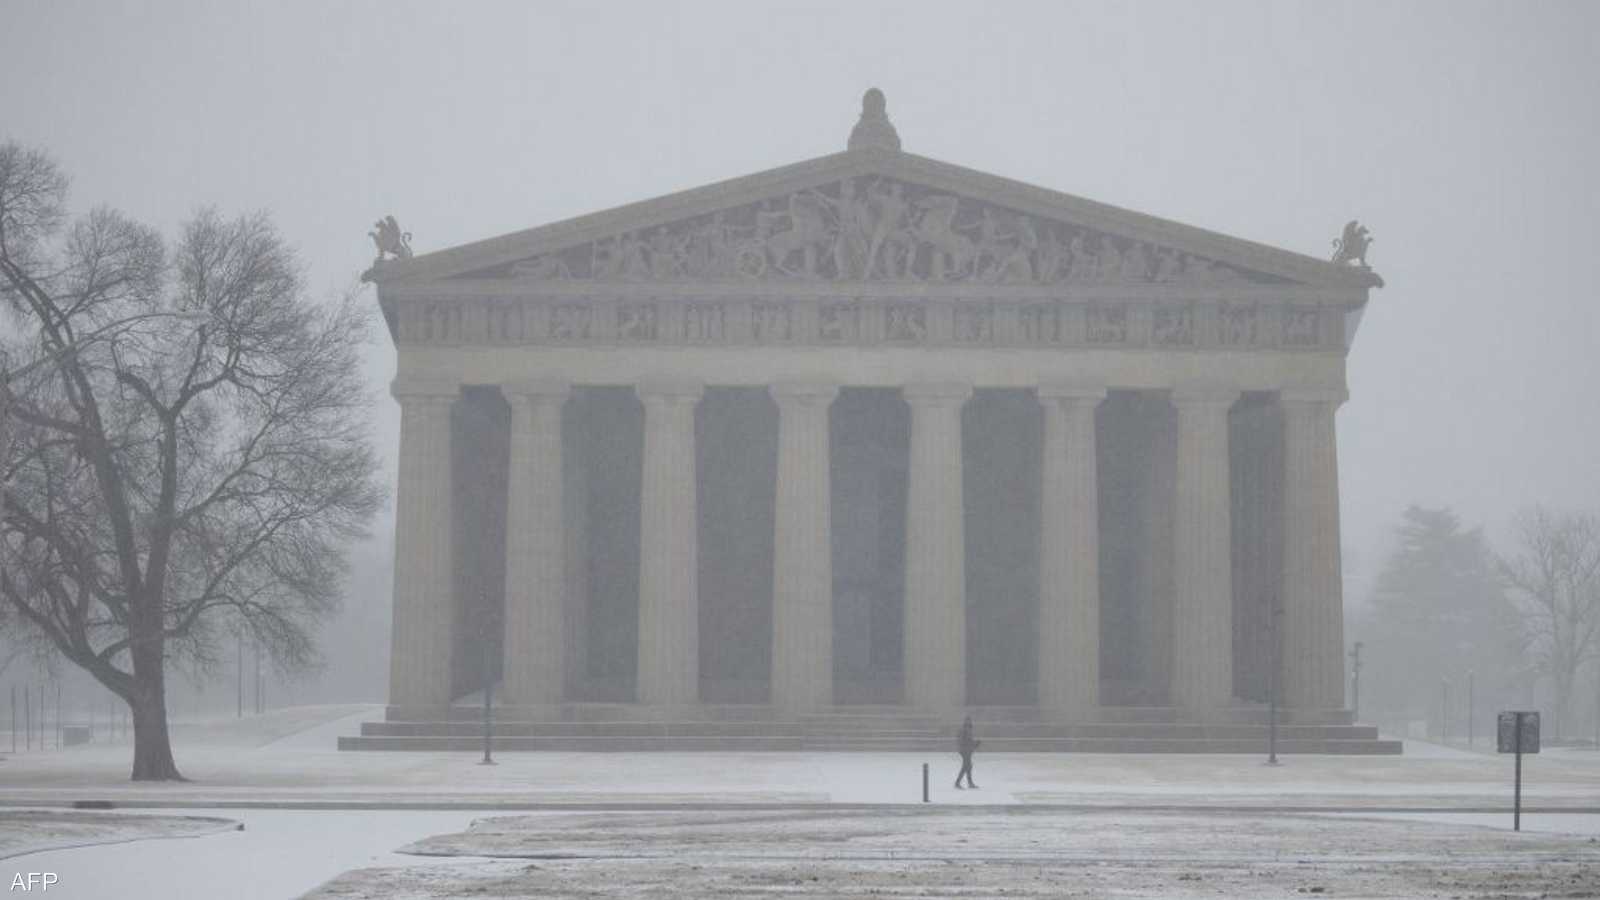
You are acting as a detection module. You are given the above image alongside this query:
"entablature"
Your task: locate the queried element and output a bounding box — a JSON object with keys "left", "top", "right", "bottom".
{"left": 384, "top": 289, "right": 1356, "bottom": 355}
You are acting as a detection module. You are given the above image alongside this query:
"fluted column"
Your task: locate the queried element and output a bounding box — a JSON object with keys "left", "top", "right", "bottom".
{"left": 903, "top": 382, "right": 972, "bottom": 711}
{"left": 564, "top": 442, "right": 590, "bottom": 699}
{"left": 501, "top": 381, "right": 570, "bottom": 707}
{"left": 636, "top": 381, "right": 704, "bottom": 707}
{"left": 1037, "top": 383, "right": 1106, "bottom": 717}
{"left": 1169, "top": 386, "right": 1239, "bottom": 713}
{"left": 388, "top": 380, "right": 459, "bottom": 709}
{"left": 1280, "top": 388, "right": 1347, "bottom": 710}
{"left": 770, "top": 382, "right": 839, "bottom": 711}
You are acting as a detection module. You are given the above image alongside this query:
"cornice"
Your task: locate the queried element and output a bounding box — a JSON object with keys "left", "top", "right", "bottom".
{"left": 366, "top": 148, "right": 1382, "bottom": 293}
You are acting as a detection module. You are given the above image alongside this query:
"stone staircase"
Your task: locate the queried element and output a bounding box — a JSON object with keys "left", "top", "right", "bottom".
{"left": 338, "top": 703, "right": 1401, "bottom": 754}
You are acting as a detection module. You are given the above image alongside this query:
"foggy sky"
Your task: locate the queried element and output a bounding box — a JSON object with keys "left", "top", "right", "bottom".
{"left": 4, "top": 0, "right": 1597, "bottom": 628}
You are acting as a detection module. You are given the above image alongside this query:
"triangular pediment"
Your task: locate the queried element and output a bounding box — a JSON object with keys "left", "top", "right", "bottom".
{"left": 369, "top": 150, "right": 1380, "bottom": 292}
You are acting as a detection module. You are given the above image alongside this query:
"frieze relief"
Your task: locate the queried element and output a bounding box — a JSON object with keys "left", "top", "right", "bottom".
{"left": 1086, "top": 305, "right": 1129, "bottom": 345}
{"left": 477, "top": 177, "right": 1278, "bottom": 288}
{"left": 1218, "top": 302, "right": 1259, "bottom": 348}
{"left": 886, "top": 302, "right": 928, "bottom": 343}
{"left": 683, "top": 301, "right": 727, "bottom": 342}
{"left": 618, "top": 303, "right": 659, "bottom": 341}
{"left": 393, "top": 295, "right": 1340, "bottom": 353}
{"left": 1152, "top": 305, "right": 1195, "bottom": 347}
{"left": 1281, "top": 307, "right": 1321, "bottom": 348}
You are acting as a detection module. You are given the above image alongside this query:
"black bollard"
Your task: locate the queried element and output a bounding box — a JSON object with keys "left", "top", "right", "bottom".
{"left": 922, "top": 762, "right": 929, "bottom": 803}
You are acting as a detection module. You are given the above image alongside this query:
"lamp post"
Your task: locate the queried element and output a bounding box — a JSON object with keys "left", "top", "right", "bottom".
{"left": 236, "top": 632, "right": 244, "bottom": 718}
{"left": 1467, "top": 669, "right": 1475, "bottom": 747}
{"left": 1349, "top": 641, "right": 1363, "bottom": 721}
{"left": 1440, "top": 678, "right": 1450, "bottom": 745}
{"left": 480, "top": 612, "right": 496, "bottom": 766}
{"left": 1267, "top": 600, "right": 1282, "bottom": 766}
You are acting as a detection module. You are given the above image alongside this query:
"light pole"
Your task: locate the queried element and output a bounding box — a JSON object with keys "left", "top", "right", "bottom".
{"left": 1440, "top": 678, "right": 1450, "bottom": 745}
{"left": 1349, "top": 641, "right": 1364, "bottom": 721}
{"left": 480, "top": 611, "right": 496, "bottom": 766}
{"left": 1267, "top": 599, "right": 1282, "bottom": 766}
{"left": 236, "top": 632, "right": 244, "bottom": 718}
{"left": 1467, "top": 669, "right": 1475, "bottom": 747}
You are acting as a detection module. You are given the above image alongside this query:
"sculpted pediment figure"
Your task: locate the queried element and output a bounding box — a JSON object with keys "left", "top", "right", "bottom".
{"left": 367, "top": 95, "right": 1381, "bottom": 293}
{"left": 458, "top": 174, "right": 1286, "bottom": 288}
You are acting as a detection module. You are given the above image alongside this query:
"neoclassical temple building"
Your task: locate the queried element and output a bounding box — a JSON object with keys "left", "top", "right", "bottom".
{"left": 349, "top": 91, "right": 1393, "bottom": 752}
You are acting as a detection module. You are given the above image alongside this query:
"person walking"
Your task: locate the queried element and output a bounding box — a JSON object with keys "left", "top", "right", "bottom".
{"left": 954, "top": 716, "right": 980, "bottom": 789}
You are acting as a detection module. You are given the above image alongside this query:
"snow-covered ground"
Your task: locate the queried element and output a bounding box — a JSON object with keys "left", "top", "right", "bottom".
{"left": 10, "top": 809, "right": 478, "bottom": 900}
{"left": 2, "top": 706, "right": 1596, "bottom": 810}
{"left": 302, "top": 808, "right": 1600, "bottom": 899}
{"left": 2, "top": 707, "right": 1597, "bottom": 898}
{"left": 6, "top": 807, "right": 1596, "bottom": 900}
{"left": 0, "top": 810, "right": 239, "bottom": 860}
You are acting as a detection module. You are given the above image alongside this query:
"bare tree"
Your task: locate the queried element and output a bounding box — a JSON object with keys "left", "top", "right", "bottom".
{"left": 1500, "top": 507, "right": 1600, "bottom": 739}
{"left": 0, "top": 141, "right": 383, "bottom": 780}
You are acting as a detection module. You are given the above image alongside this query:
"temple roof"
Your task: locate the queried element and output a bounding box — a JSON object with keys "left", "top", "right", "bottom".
{"left": 366, "top": 90, "right": 1382, "bottom": 293}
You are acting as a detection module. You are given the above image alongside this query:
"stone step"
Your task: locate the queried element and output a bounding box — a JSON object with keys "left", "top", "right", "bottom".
{"left": 341, "top": 725, "right": 1401, "bottom": 755}
{"left": 397, "top": 703, "right": 782, "bottom": 723}
{"left": 975, "top": 723, "right": 1381, "bottom": 740}
{"left": 362, "top": 720, "right": 805, "bottom": 738}
{"left": 1076, "top": 707, "right": 1357, "bottom": 726}
{"left": 799, "top": 719, "right": 943, "bottom": 732}
{"left": 798, "top": 737, "right": 1401, "bottom": 754}
{"left": 800, "top": 730, "right": 944, "bottom": 741}
{"left": 338, "top": 735, "right": 804, "bottom": 752}
{"left": 357, "top": 719, "right": 1379, "bottom": 741}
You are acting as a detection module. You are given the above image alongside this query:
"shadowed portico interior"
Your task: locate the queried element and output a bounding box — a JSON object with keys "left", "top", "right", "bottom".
{"left": 415, "top": 384, "right": 1301, "bottom": 712}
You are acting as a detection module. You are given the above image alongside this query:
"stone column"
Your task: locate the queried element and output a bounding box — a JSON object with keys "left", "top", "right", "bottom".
{"left": 564, "top": 439, "right": 590, "bottom": 700}
{"left": 1280, "top": 388, "right": 1347, "bottom": 710}
{"left": 770, "top": 382, "right": 839, "bottom": 711}
{"left": 388, "top": 380, "right": 459, "bottom": 710}
{"left": 1037, "top": 383, "right": 1106, "bottom": 717}
{"left": 500, "top": 381, "right": 569, "bottom": 708}
{"left": 903, "top": 383, "right": 972, "bottom": 711}
{"left": 635, "top": 381, "right": 704, "bottom": 707}
{"left": 1169, "top": 386, "right": 1239, "bottom": 713}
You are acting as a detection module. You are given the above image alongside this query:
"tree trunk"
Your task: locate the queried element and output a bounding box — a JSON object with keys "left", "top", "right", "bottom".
{"left": 129, "top": 636, "right": 183, "bottom": 781}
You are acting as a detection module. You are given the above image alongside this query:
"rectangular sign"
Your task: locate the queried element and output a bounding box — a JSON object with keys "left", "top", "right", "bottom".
{"left": 1497, "top": 711, "right": 1540, "bottom": 754}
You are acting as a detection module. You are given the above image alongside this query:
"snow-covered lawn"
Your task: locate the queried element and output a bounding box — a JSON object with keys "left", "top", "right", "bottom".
{"left": 0, "top": 809, "right": 239, "bottom": 860}
{"left": 10, "top": 808, "right": 1598, "bottom": 899}
{"left": 305, "top": 808, "right": 1600, "bottom": 899}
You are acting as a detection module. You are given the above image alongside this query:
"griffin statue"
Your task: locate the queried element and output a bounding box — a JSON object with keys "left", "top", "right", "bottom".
{"left": 1330, "top": 220, "right": 1373, "bottom": 267}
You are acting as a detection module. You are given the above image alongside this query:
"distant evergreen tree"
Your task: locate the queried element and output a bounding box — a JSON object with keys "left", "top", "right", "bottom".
{"left": 1355, "top": 506, "right": 1520, "bottom": 735}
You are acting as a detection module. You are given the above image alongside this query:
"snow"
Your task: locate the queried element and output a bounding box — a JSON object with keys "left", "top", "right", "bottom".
{"left": 8, "top": 808, "right": 1598, "bottom": 900}
{"left": 2, "top": 708, "right": 1598, "bottom": 898}
{"left": 2, "top": 708, "right": 1596, "bottom": 810}
{"left": 11, "top": 809, "right": 479, "bottom": 900}
{"left": 304, "top": 808, "right": 1600, "bottom": 899}
{"left": 0, "top": 810, "right": 239, "bottom": 860}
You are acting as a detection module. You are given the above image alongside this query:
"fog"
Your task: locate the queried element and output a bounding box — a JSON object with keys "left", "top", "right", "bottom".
{"left": 2, "top": 1, "right": 1596, "bottom": 715}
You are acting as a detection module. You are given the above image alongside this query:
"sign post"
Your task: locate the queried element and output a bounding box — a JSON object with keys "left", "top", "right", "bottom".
{"left": 1497, "top": 710, "right": 1540, "bottom": 831}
